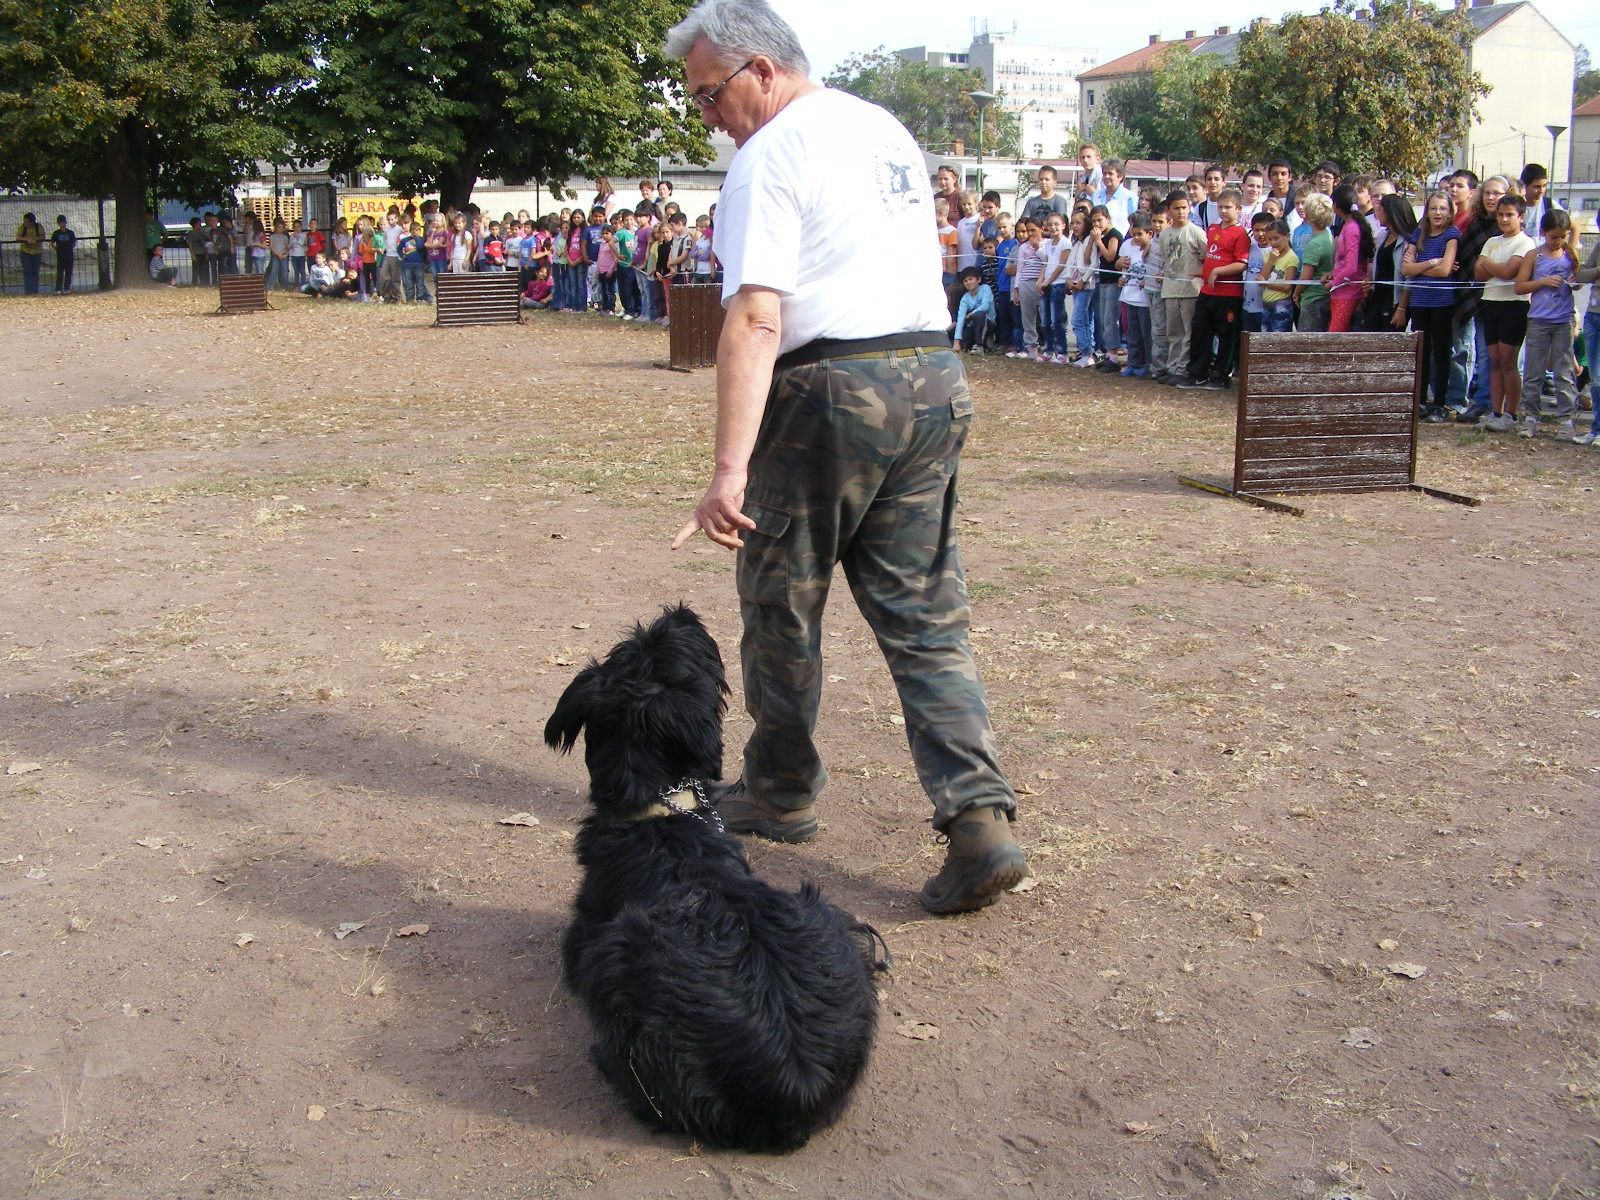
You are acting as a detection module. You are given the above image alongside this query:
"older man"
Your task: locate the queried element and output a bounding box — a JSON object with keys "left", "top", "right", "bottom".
{"left": 666, "top": 0, "right": 1029, "bottom": 914}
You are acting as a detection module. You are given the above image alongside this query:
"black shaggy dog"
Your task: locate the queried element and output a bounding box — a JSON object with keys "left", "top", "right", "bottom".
{"left": 543, "top": 605, "right": 882, "bottom": 1154}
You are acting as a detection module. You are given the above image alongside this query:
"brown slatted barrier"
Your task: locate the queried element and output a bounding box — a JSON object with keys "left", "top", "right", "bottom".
{"left": 218, "top": 274, "right": 270, "bottom": 314}
{"left": 1178, "top": 331, "right": 1478, "bottom": 515}
{"left": 1234, "top": 331, "right": 1420, "bottom": 494}
{"left": 667, "top": 283, "right": 724, "bottom": 369}
{"left": 434, "top": 273, "right": 523, "bottom": 327}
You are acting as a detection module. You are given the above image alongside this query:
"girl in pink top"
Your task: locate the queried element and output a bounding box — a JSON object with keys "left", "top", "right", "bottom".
{"left": 1328, "top": 184, "right": 1375, "bottom": 331}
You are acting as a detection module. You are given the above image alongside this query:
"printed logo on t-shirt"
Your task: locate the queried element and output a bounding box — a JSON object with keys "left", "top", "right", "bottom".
{"left": 874, "top": 147, "right": 924, "bottom": 215}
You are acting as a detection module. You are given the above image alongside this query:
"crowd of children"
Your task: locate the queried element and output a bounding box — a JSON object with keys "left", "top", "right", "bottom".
{"left": 169, "top": 177, "right": 719, "bottom": 326}
{"left": 940, "top": 146, "right": 1598, "bottom": 443}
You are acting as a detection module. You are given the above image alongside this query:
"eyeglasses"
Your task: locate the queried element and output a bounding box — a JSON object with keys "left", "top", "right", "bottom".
{"left": 688, "top": 60, "right": 753, "bottom": 111}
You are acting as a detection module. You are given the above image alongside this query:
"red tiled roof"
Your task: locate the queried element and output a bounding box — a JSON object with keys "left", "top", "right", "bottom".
{"left": 1575, "top": 94, "right": 1600, "bottom": 117}
{"left": 1077, "top": 37, "right": 1209, "bottom": 82}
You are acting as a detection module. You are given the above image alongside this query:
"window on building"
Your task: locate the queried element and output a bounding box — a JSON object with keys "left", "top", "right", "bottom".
{"left": 1087, "top": 89, "right": 1095, "bottom": 106}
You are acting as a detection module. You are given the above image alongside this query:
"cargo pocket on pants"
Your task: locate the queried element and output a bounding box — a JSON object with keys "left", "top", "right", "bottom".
{"left": 736, "top": 501, "right": 793, "bottom": 607}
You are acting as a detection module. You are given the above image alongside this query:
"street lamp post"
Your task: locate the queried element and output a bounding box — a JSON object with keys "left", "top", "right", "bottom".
{"left": 1545, "top": 123, "right": 1567, "bottom": 205}
{"left": 969, "top": 90, "right": 997, "bottom": 195}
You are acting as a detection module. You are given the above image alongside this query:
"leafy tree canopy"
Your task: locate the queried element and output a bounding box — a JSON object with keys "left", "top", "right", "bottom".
{"left": 0, "top": 0, "right": 301, "bottom": 285}
{"left": 1106, "top": 59, "right": 1212, "bottom": 162}
{"left": 1167, "top": 0, "right": 1487, "bottom": 181}
{"left": 287, "top": 0, "right": 713, "bottom": 210}
{"left": 824, "top": 50, "right": 1021, "bottom": 159}
{"left": 1576, "top": 44, "right": 1599, "bottom": 106}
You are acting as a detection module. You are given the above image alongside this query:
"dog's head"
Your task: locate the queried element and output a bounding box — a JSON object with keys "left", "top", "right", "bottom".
{"left": 544, "top": 605, "right": 727, "bottom": 816}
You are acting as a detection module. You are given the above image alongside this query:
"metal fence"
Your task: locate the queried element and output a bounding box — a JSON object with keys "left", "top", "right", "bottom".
{"left": 0, "top": 237, "right": 248, "bottom": 293}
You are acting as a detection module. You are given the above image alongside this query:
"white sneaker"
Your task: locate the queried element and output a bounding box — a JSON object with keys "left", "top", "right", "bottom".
{"left": 1519, "top": 416, "right": 1537, "bottom": 439}
{"left": 1074, "top": 355, "right": 1096, "bottom": 368}
{"left": 1559, "top": 420, "right": 1578, "bottom": 441}
{"left": 1574, "top": 431, "right": 1597, "bottom": 445}
{"left": 1483, "top": 413, "right": 1513, "bottom": 433}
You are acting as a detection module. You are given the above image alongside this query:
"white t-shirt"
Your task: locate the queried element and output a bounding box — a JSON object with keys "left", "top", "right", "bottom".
{"left": 955, "top": 214, "right": 981, "bottom": 270}
{"left": 1480, "top": 231, "right": 1536, "bottom": 303}
{"left": 715, "top": 88, "right": 948, "bottom": 355}
{"left": 1119, "top": 242, "right": 1148, "bottom": 307}
{"left": 1040, "top": 235, "right": 1070, "bottom": 285}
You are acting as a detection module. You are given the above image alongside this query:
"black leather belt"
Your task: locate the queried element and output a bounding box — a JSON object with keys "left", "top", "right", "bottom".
{"left": 774, "top": 331, "right": 950, "bottom": 372}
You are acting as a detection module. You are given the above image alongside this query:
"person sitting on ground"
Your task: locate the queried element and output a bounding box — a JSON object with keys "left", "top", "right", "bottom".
{"left": 950, "top": 266, "right": 996, "bottom": 353}
{"left": 148, "top": 245, "right": 179, "bottom": 286}
{"left": 521, "top": 264, "right": 554, "bottom": 309}
{"left": 300, "top": 251, "right": 339, "bottom": 297}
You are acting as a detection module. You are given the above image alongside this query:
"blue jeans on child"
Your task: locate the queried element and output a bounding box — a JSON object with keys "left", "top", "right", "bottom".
{"left": 1041, "top": 284, "right": 1068, "bottom": 356}
{"left": 1070, "top": 286, "right": 1096, "bottom": 358}
{"left": 1262, "top": 300, "right": 1295, "bottom": 332}
{"left": 402, "top": 262, "right": 431, "bottom": 303}
{"left": 1096, "top": 282, "right": 1122, "bottom": 354}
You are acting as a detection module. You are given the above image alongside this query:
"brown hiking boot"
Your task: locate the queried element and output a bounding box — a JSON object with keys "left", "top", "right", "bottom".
{"left": 918, "top": 805, "right": 1029, "bottom": 914}
{"left": 707, "top": 778, "right": 819, "bottom": 844}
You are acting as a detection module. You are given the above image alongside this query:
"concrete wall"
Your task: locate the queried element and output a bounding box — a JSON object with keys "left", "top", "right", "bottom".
{"left": 1465, "top": 5, "right": 1575, "bottom": 182}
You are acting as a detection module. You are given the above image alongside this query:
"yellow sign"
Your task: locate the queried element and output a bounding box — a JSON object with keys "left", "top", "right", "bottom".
{"left": 339, "top": 195, "right": 422, "bottom": 222}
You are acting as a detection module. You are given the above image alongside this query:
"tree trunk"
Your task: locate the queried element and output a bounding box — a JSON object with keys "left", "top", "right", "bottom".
{"left": 437, "top": 156, "right": 482, "bottom": 212}
{"left": 106, "top": 118, "right": 154, "bottom": 290}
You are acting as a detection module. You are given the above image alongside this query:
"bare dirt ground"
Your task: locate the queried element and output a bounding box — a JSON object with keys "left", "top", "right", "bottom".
{"left": 1, "top": 288, "right": 1597, "bottom": 1200}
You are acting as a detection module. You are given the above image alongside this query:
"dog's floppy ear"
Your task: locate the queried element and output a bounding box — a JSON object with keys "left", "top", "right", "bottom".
{"left": 544, "top": 663, "right": 600, "bottom": 753}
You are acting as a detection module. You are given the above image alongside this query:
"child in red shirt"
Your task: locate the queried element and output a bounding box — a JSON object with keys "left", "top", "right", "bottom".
{"left": 1180, "top": 188, "right": 1251, "bottom": 389}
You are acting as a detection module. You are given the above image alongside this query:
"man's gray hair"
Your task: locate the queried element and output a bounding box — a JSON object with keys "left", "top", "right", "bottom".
{"left": 664, "top": 0, "right": 810, "bottom": 76}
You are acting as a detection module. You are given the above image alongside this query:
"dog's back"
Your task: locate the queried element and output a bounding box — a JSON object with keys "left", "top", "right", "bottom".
{"left": 564, "top": 817, "right": 878, "bottom": 1152}
{"left": 546, "top": 606, "right": 881, "bottom": 1153}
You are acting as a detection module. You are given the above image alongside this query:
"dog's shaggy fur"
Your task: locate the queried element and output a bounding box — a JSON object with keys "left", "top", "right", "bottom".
{"left": 544, "top": 605, "right": 881, "bottom": 1154}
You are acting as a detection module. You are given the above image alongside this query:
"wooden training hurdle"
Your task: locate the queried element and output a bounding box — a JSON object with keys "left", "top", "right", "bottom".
{"left": 661, "top": 282, "right": 724, "bottom": 370}
{"left": 217, "top": 274, "right": 271, "bottom": 315}
{"left": 1179, "top": 331, "right": 1478, "bottom": 516}
{"left": 434, "top": 273, "right": 523, "bottom": 327}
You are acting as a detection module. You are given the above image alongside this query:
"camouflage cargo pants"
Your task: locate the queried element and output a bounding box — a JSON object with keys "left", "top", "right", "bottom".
{"left": 736, "top": 345, "right": 1016, "bottom": 830}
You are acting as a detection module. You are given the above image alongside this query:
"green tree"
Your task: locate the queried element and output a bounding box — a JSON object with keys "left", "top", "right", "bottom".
{"left": 824, "top": 50, "right": 1021, "bottom": 158}
{"left": 0, "top": 0, "right": 300, "bottom": 287}
{"left": 1576, "top": 44, "right": 1599, "bottom": 106}
{"left": 287, "top": 0, "right": 711, "bottom": 210}
{"left": 1126, "top": 48, "right": 1224, "bottom": 162}
{"left": 1183, "top": 1, "right": 1487, "bottom": 179}
{"left": 1058, "top": 113, "right": 1146, "bottom": 162}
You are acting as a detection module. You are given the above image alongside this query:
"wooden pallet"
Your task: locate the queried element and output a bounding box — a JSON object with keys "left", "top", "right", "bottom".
{"left": 1179, "top": 332, "right": 1477, "bottom": 515}
{"left": 217, "top": 274, "right": 271, "bottom": 314}
{"left": 434, "top": 272, "right": 523, "bottom": 327}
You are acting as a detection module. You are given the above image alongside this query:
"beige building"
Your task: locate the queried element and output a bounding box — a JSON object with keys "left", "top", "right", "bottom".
{"left": 1459, "top": 0, "right": 1575, "bottom": 183}
{"left": 1569, "top": 93, "right": 1600, "bottom": 182}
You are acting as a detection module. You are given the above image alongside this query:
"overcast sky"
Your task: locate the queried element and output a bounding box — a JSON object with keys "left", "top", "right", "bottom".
{"left": 774, "top": 0, "right": 1599, "bottom": 81}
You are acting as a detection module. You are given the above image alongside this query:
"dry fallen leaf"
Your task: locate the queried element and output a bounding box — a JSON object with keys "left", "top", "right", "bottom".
{"left": 1386, "top": 961, "right": 1427, "bottom": 979}
{"left": 498, "top": 812, "right": 541, "bottom": 827}
{"left": 1124, "top": 1121, "right": 1152, "bottom": 1135}
{"left": 334, "top": 921, "right": 367, "bottom": 940}
{"left": 1339, "top": 1027, "right": 1379, "bottom": 1048}
{"left": 509, "top": 1083, "right": 539, "bottom": 1097}
{"left": 6, "top": 762, "right": 42, "bottom": 776}
{"left": 234, "top": 933, "right": 256, "bottom": 949}
{"left": 1377, "top": 938, "right": 1399, "bottom": 952}
{"left": 395, "top": 924, "right": 429, "bottom": 937}
{"left": 894, "top": 1021, "right": 940, "bottom": 1041}
{"left": 306, "top": 1104, "right": 326, "bottom": 1122}
{"left": 1010, "top": 876, "right": 1038, "bottom": 893}
{"left": 134, "top": 836, "right": 168, "bottom": 850}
